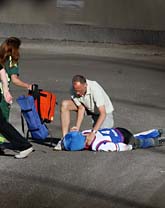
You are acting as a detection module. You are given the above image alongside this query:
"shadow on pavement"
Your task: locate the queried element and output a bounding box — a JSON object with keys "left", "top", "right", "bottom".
{"left": 29, "top": 137, "right": 60, "bottom": 147}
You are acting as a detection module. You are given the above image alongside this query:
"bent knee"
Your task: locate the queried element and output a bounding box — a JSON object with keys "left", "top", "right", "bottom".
{"left": 61, "top": 100, "right": 70, "bottom": 110}
{"left": 61, "top": 99, "right": 77, "bottom": 111}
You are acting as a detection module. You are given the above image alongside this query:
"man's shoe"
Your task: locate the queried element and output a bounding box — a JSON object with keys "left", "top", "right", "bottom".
{"left": 158, "top": 129, "right": 165, "bottom": 136}
{"left": 15, "top": 147, "right": 34, "bottom": 159}
{"left": 158, "top": 137, "right": 165, "bottom": 145}
{"left": 53, "top": 140, "right": 62, "bottom": 151}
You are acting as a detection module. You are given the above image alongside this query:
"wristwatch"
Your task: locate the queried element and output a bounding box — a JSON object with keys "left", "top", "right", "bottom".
{"left": 92, "top": 129, "right": 97, "bottom": 134}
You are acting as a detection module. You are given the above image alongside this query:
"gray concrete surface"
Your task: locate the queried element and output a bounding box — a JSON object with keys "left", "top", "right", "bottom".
{"left": 0, "top": 40, "right": 165, "bottom": 208}
{"left": 1, "top": 0, "right": 165, "bottom": 30}
{"left": 1, "top": 1, "right": 165, "bottom": 44}
{"left": 1, "top": 23, "right": 165, "bottom": 45}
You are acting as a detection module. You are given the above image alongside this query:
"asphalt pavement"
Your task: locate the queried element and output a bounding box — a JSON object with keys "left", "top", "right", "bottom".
{"left": 0, "top": 40, "right": 165, "bottom": 208}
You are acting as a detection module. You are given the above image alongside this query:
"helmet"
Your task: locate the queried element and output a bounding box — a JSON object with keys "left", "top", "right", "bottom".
{"left": 62, "top": 131, "right": 86, "bottom": 151}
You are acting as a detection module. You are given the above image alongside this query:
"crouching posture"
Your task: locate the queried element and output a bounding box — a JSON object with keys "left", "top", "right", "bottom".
{"left": 60, "top": 128, "right": 165, "bottom": 151}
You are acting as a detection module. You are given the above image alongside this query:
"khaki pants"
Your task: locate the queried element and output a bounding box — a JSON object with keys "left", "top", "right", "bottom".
{"left": 92, "top": 112, "right": 114, "bottom": 128}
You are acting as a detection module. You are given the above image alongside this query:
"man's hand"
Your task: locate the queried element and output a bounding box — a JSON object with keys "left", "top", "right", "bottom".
{"left": 85, "top": 132, "right": 95, "bottom": 146}
{"left": 70, "top": 126, "right": 79, "bottom": 131}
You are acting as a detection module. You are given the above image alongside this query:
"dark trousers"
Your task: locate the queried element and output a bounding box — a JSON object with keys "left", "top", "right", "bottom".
{"left": 0, "top": 108, "right": 32, "bottom": 151}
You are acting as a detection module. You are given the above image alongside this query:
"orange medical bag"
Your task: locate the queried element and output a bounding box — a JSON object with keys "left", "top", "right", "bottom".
{"left": 29, "top": 84, "right": 57, "bottom": 123}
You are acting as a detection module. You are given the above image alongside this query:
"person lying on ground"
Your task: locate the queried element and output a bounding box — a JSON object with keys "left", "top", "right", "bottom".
{"left": 59, "top": 127, "right": 165, "bottom": 151}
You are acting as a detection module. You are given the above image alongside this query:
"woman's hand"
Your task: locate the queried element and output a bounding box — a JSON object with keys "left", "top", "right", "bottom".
{"left": 4, "top": 90, "right": 13, "bottom": 104}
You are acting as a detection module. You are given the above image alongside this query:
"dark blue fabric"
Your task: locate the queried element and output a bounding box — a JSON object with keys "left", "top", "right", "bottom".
{"left": 98, "top": 128, "right": 124, "bottom": 143}
{"left": 134, "top": 129, "right": 160, "bottom": 148}
{"left": 17, "top": 95, "right": 48, "bottom": 140}
{"left": 134, "top": 129, "right": 160, "bottom": 139}
{"left": 137, "top": 138, "right": 155, "bottom": 148}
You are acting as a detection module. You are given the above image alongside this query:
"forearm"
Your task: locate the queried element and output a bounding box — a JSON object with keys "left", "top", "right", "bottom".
{"left": 93, "top": 112, "right": 106, "bottom": 131}
{"left": 0, "top": 68, "right": 9, "bottom": 92}
{"left": 75, "top": 106, "right": 85, "bottom": 130}
{"left": 86, "top": 106, "right": 106, "bottom": 146}
{"left": 0, "top": 68, "right": 13, "bottom": 103}
{"left": 11, "top": 75, "right": 31, "bottom": 90}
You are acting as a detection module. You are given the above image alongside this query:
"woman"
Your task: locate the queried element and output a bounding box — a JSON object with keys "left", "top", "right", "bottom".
{"left": 0, "top": 37, "right": 32, "bottom": 121}
{"left": 0, "top": 37, "right": 33, "bottom": 158}
{"left": 0, "top": 66, "right": 33, "bottom": 159}
{"left": 0, "top": 66, "right": 13, "bottom": 144}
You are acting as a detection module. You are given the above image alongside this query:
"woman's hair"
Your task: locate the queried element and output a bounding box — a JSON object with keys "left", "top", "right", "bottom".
{"left": 0, "top": 37, "right": 21, "bottom": 65}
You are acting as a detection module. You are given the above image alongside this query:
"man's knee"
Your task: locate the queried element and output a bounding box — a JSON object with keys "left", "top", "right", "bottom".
{"left": 61, "top": 99, "right": 77, "bottom": 111}
{"left": 61, "top": 100, "right": 70, "bottom": 111}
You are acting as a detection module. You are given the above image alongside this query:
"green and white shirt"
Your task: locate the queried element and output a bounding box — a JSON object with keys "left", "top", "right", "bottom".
{"left": 0, "top": 56, "right": 19, "bottom": 93}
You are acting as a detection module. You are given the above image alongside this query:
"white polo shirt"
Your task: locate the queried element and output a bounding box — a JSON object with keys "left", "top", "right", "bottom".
{"left": 71, "top": 80, "right": 114, "bottom": 114}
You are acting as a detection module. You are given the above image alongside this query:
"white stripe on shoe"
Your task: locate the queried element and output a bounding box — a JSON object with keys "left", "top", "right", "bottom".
{"left": 14, "top": 147, "right": 34, "bottom": 159}
{"left": 53, "top": 140, "right": 62, "bottom": 151}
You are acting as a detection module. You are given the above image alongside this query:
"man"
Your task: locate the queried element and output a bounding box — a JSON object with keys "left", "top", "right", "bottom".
{"left": 61, "top": 128, "right": 165, "bottom": 152}
{"left": 55, "top": 75, "right": 114, "bottom": 150}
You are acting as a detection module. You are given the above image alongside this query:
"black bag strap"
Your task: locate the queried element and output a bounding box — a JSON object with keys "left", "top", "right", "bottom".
{"left": 20, "top": 112, "right": 30, "bottom": 140}
{"left": 29, "top": 84, "right": 40, "bottom": 99}
{"left": 29, "top": 84, "right": 43, "bottom": 122}
{"left": 21, "top": 112, "right": 25, "bottom": 136}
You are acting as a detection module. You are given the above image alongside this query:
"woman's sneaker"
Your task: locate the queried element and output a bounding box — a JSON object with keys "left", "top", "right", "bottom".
{"left": 15, "top": 147, "right": 34, "bottom": 159}
{"left": 0, "top": 148, "right": 5, "bottom": 155}
{"left": 0, "top": 136, "right": 5, "bottom": 144}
